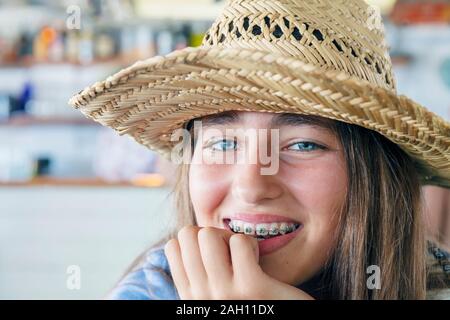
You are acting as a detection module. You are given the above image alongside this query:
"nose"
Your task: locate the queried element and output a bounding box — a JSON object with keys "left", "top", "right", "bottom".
{"left": 231, "top": 161, "right": 283, "bottom": 204}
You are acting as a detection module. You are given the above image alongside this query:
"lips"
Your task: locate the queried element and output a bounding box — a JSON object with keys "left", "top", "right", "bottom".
{"left": 224, "top": 212, "right": 301, "bottom": 224}
{"left": 256, "top": 225, "right": 302, "bottom": 256}
{"left": 222, "top": 212, "right": 303, "bottom": 256}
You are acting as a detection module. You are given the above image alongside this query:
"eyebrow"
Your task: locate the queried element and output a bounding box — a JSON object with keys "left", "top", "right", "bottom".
{"left": 190, "top": 110, "right": 334, "bottom": 130}
{"left": 270, "top": 113, "right": 334, "bottom": 128}
{"left": 197, "top": 111, "right": 240, "bottom": 128}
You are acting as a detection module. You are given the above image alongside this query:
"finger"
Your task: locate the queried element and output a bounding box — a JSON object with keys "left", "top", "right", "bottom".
{"left": 229, "top": 234, "right": 261, "bottom": 281}
{"left": 197, "top": 227, "right": 234, "bottom": 293}
{"left": 164, "top": 239, "right": 190, "bottom": 299}
{"left": 177, "top": 225, "right": 209, "bottom": 295}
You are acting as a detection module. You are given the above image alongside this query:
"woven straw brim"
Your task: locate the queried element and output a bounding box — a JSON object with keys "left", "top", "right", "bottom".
{"left": 69, "top": 46, "right": 450, "bottom": 189}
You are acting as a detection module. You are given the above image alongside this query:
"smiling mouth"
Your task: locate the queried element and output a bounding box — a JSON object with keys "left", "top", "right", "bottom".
{"left": 223, "top": 218, "right": 302, "bottom": 241}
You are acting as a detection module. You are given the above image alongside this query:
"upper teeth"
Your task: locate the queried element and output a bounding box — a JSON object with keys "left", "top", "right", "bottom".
{"left": 228, "top": 220, "right": 300, "bottom": 237}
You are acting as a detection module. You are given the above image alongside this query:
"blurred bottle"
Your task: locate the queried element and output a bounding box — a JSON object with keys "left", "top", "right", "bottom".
{"left": 95, "top": 32, "right": 116, "bottom": 60}
{"left": 66, "top": 31, "right": 79, "bottom": 63}
{"left": 17, "top": 81, "right": 34, "bottom": 115}
{"left": 156, "top": 29, "right": 174, "bottom": 56}
{"left": 33, "top": 26, "right": 57, "bottom": 62}
{"left": 120, "top": 26, "right": 136, "bottom": 62}
{"left": 0, "top": 94, "right": 11, "bottom": 120}
{"left": 174, "top": 25, "right": 189, "bottom": 50}
{"left": 136, "top": 26, "right": 156, "bottom": 59}
{"left": 16, "top": 32, "right": 34, "bottom": 61}
{"left": 33, "top": 156, "right": 52, "bottom": 177}
{"left": 78, "top": 30, "right": 94, "bottom": 64}
{"left": 189, "top": 21, "right": 207, "bottom": 47}
{"left": 48, "top": 32, "right": 65, "bottom": 62}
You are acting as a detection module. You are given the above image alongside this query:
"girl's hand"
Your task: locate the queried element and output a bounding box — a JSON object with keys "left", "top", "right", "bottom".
{"left": 164, "top": 225, "right": 314, "bottom": 300}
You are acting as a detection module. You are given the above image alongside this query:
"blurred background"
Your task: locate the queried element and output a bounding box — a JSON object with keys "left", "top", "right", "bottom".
{"left": 0, "top": 0, "right": 449, "bottom": 299}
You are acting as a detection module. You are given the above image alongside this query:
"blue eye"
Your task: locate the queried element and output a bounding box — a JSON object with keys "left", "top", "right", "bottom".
{"left": 287, "top": 141, "right": 323, "bottom": 152}
{"left": 210, "top": 139, "right": 237, "bottom": 151}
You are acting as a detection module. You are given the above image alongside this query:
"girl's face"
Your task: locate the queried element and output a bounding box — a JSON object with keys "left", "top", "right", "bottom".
{"left": 188, "top": 111, "right": 348, "bottom": 286}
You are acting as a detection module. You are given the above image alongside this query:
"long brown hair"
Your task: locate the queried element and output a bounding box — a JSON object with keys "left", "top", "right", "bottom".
{"left": 328, "top": 120, "right": 426, "bottom": 299}
{"left": 116, "top": 113, "right": 428, "bottom": 299}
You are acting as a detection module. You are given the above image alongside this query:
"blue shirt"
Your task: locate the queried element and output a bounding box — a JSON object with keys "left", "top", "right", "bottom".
{"left": 106, "top": 242, "right": 450, "bottom": 300}
{"left": 106, "top": 244, "right": 180, "bottom": 300}
{"left": 106, "top": 243, "right": 319, "bottom": 300}
{"left": 106, "top": 243, "right": 323, "bottom": 300}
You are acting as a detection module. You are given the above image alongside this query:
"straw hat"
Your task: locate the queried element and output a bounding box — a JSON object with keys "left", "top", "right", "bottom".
{"left": 69, "top": 0, "right": 450, "bottom": 189}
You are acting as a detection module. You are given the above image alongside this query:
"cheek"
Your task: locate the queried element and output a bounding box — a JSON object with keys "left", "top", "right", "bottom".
{"left": 189, "top": 164, "right": 231, "bottom": 226}
{"left": 284, "top": 157, "right": 347, "bottom": 214}
{"left": 283, "top": 157, "right": 347, "bottom": 234}
{"left": 302, "top": 169, "right": 346, "bottom": 215}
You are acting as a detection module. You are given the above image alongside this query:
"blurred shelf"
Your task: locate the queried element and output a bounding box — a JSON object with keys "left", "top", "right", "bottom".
{"left": 0, "top": 116, "right": 99, "bottom": 127}
{"left": 0, "top": 175, "right": 166, "bottom": 188}
{"left": 0, "top": 56, "right": 138, "bottom": 69}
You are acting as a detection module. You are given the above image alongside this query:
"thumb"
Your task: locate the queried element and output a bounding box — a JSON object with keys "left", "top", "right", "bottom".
{"left": 229, "top": 234, "right": 260, "bottom": 277}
